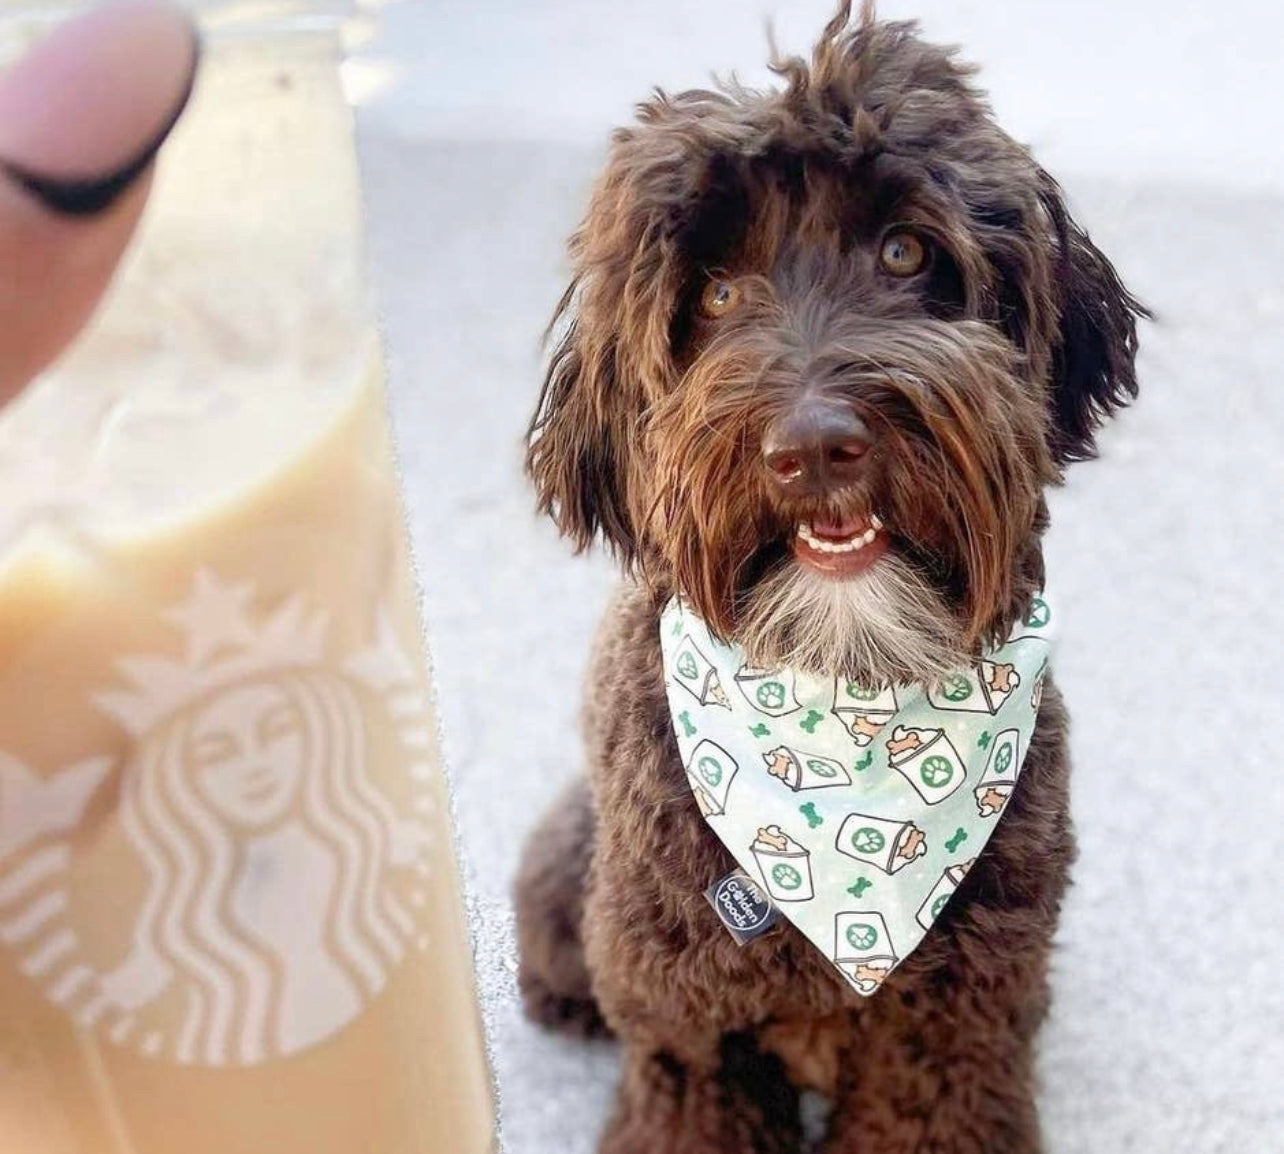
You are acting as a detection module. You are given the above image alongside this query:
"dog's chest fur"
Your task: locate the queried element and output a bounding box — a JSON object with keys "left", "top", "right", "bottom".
{"left": 578, "top": 584, "right": 1075, "bottom": 1095}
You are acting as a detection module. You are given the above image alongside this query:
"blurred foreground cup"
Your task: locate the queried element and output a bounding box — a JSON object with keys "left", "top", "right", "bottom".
{"left": 0, "top": 2, "right": 497, "bottom": 1150}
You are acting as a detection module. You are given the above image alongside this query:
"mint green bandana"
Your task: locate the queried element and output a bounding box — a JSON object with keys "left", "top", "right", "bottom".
{"left": 660, "top": 594, "right": 1054, "bottom": 995}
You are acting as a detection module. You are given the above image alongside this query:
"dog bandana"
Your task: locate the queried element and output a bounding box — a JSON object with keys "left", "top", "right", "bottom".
{"left": 659, "top": 593, "right": 1054, "bottom": 996}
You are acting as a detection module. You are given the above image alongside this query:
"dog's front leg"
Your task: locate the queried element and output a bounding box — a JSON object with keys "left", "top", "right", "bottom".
{"left": 822, "top": 946, "right": 1050, "bottom": 1154}
{"left": 601, "top": 1031, "right": 802, "bottom": 1154}
{"left": 583, "top": 863, "right": 804, "bottom": 1154}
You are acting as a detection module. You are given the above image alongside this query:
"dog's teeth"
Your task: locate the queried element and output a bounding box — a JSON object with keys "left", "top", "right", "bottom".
{"left": 870, "top": 514, "right": 884, "bottom": 531}
{"left": 796, "top": 521, "right": 879, "bottom": 554}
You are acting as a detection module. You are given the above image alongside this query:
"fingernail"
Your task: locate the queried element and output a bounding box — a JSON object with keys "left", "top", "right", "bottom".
{"left": 0, "top": 3, "right": 201, "bottom": 218}
{"left": 3, "top": 38, "right": 199, "bottom": 216}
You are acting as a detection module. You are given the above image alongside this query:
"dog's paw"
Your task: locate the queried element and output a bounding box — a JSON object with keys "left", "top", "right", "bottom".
{"left": 519, "top": 978, "right": 613, "bottom": 1040}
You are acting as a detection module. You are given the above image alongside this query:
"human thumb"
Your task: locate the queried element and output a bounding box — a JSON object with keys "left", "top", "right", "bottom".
{"left": 0, "top": 0, "right": 198, "bottom": 405}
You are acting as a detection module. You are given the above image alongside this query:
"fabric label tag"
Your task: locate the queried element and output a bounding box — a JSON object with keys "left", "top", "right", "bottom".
{"left": 705, "top": 870, "right": 780, "bottom": 944}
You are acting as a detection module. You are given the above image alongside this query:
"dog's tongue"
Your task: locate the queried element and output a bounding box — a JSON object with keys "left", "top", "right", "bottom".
{"left": 811, "top": 515, "right": 868, "bottom": 541}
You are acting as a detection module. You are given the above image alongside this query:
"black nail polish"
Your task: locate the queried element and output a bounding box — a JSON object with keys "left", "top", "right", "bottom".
{"left": 1, "top": 25, "right": 201, "bottom": 218}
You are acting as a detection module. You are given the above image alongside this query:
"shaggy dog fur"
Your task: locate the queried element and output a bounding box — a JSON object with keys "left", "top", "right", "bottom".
{"left": 514, "top": 4, "right": 1145, "bottom": 1150}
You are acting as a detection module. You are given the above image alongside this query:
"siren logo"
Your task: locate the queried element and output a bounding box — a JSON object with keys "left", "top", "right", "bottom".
{"left": 0, "top": 571, "right": 437, "bottom": 1067}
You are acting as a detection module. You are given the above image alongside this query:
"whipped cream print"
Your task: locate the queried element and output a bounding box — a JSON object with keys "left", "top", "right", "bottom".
{"left": 661, "top": 594, "right": 1054, "bottom": 995}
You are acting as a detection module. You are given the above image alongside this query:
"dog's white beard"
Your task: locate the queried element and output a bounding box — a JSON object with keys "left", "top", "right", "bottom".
{"left": 735, "top": 556, "right": 967, "bottom": 684}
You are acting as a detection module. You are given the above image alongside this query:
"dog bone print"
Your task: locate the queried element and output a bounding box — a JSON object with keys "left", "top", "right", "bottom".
{"left": 977, "top": 730, "right": 991, "bottom": 749}
{"left": 945, "top": 827, "right": 968, "bottom": 853}
{"left": 847, "top": 877, "right": 873, "bottom": 899}
{"left": 799, "top": 710, "right": 824, "bottom": 734}
{"left": 854, "top": 749, "right": 873, "bottom": 771}
{"left": 987, "top": 664, "right": 1017, "bottom": 693}
{"left": 886, "top": 726, "right": 923, "bottom": 756}
{"left": 678, "top": 711, "right": 697, "bottom": 737}
{"left": 749, "top": 723, "right": 771, "bottom": 738}
{"left": 765, "top": 749, "right": 792, "bottom": 781}
{"left": 799, "top": 802, "right": 823, "bottom": 829}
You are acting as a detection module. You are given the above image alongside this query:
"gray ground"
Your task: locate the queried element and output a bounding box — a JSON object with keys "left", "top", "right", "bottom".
{"left": 355, "top": 3, "right": 1284, "bottom": 1150}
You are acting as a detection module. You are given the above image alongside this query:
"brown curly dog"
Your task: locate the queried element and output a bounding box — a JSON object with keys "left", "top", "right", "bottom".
{"left": 514, "top": 3, "right": 1144, "bottom": 1150}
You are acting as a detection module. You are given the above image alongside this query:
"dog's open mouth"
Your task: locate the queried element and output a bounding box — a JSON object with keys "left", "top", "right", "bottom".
{"left": 793, "top": 513, "right": 888, "bottom": 577}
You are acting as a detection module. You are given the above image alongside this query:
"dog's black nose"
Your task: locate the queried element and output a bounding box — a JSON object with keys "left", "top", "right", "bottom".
{"left": 762, "top": 399, "right": 873, "bottom": 494}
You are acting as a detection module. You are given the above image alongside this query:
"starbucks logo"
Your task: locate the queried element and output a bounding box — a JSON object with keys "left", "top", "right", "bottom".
{"left": 993, "top": 742, "right": 1013, "bottom": 775}
{"left": 697, "top": 755, "right": 724, "bottom": 787}
{"left": 845, "top": 922, "right": 879, "bottom": 951}
{"left": 806, "top": 758, "right": 839, "bottom": 779}
{"left": 676, "top": 652, "right": 699, "bottom": 680}
{"left": 850, "top": 827, "right": 886, "bottom": 854}
{"left": 940, "top": 674, "right": 972, "bottom": 702}
{"left": 0, "top": 572, "right": 436, "bottom": 1068}
{"left": 931, "top": 893, "right": 951, "bottom": 919}
{"left": 1025, "top": 598, "right": 1050, "bottom": 628}
{"left": 845, "top": 683, "right": 879, "bottom": 702}
{"left": 771, "top": 863, "right": 803, "bottom": 891}
{"left": 920, "top": 755, "right": 954, "bottom": 788}
{"left": 756, "top": 681, "right": 787, "bottom": 709}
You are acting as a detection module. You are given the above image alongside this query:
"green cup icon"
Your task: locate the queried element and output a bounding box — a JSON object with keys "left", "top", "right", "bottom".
{"left": 846, "top": 923, "right": 879, "bottom": 951}
{"left": 850, "top": 827, "right": 885, "bottom": 854}
{"left": 772, "top": 863, "right": 802, "bottom": 891}
{"left": 920, "top": 755, "right": 954, "bottom": 788}
{"left": 697, "top": 755, "right": 723, "bottom": 787}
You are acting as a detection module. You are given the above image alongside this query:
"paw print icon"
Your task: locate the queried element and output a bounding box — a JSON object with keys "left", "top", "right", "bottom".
{"left": 734, "top": 664, "right": 801, "bottom": 717}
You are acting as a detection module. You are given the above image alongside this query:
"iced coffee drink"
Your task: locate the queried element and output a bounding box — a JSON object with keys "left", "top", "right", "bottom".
{"left": 0, "top": 10, "right": 494, "bottom": 1153}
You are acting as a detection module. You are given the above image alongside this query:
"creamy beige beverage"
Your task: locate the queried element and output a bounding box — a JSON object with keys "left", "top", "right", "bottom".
{"left": 0, "top": 13, "right": 494, "bottom": 1154}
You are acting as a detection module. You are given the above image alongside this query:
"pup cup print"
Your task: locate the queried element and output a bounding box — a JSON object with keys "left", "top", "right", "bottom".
{"left": 885, "top": 725, "right": 967, "bottom": 804}
{"left": 672, "top": 636, "right": 732, "bottom": 709}
{"left": 734, "top": 665, "right": 801, "bottom": 717}
{"left": 834, "top": 912, "right": 897, "bottom": 994}
{"left": 832, "top": 681, "right": 898, "bottom": 746}
{"left": 686, "top": 740, "right": 739, "bottom": 817}
{"left": 762, "top": 746, "right": 852, "bottom": 791}
{"left": 751, "top": 826, "right": 814, "bottom": 902}
{"left": 927, "top": 661, "right": 1021, "bottom": 715}
{"left": 915, "top": 861, "right": 975, "bottom": 930}
{"left": 1015, "top": 594, "right": 1053, "bottom": 639}
{"left": 974, "top": 729, "right": 1021, "bottom": 817}
{"left": 835, "top": 813, "right": 928, "bottom": 874}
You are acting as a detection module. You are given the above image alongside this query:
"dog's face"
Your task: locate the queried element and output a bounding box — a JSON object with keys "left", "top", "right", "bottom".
{"left": 528, "top": 4, "right": 1143, "bottom": 683}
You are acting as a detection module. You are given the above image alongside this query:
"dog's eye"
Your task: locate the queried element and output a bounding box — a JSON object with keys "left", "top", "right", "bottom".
{"left": 698, "top": 278, "right": 742, "bottom": 318}
{"left": 879, "top": 231, "right": 928, "bottom": 278}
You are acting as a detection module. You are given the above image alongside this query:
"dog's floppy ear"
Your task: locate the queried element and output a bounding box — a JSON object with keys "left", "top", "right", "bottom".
{"left": 1040, "top": 178, "right": 1148, "bottom": 463}
{"left": 526, "top": 283, "right": 637, "bottom": 561}
{"left": 527, "top": 114, "right": 699, "bottom": 562}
